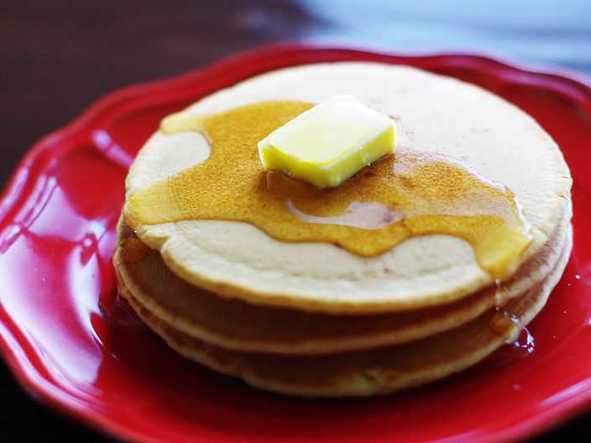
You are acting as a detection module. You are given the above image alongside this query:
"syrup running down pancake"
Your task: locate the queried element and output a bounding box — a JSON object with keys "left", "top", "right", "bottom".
{"left": 127, "top": 101, "right": 531, "bottom": 277}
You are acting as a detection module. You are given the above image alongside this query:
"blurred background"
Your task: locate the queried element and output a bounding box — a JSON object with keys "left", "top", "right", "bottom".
{"left": 2, "top": 0, "right": 591, "bottom": 441}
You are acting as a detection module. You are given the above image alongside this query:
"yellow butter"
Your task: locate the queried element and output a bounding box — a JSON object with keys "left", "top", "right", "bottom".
{"left": 257, "top": 96, "right": 396, "bottom": 188}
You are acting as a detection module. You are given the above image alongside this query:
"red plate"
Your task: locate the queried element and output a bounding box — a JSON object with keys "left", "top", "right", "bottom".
{"left": 1, "top": 45, "right": 590, "bottom": 443}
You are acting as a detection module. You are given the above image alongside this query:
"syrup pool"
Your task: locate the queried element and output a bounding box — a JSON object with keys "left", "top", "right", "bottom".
{"left": 127, "top": 100, "right": 531, "bottom": 279}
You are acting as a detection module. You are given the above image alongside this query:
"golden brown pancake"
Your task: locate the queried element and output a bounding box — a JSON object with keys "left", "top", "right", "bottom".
{"left": 114, "top": 63, "right": 573, "bottom": 396}
{"left": 114, "top": 212, "right": 568, "bottom": 355}
{"left": 117, "top": 226, "right": 571, "bottom": 397}
{"left": 124, "top": 63, "right": 572, "bottom": 313}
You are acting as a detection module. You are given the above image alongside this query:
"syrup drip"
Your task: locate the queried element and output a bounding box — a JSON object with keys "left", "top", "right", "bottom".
{"left": 489, "top": 308, "right": 522, "bottom": 343}
{"left": 490, "top": 280, "right": 535, "bottom": 351}
{"left": 511, "top": 327, "right": 535, "bottom": 354}
{"left": 487, "top": 307, "right": 536, "bottom": 369}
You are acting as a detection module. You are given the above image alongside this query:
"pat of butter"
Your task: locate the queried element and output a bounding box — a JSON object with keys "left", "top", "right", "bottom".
{"left": 258, "top": 96, "right": 396, "bottom": 188}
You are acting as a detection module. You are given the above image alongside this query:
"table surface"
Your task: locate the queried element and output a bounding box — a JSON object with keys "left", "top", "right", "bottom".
{"left": 2, "top": 1, "right": 590, "bottom": 441}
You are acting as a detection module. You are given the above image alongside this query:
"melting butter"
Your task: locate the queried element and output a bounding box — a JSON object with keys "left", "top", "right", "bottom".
{"left": 126, "top": 100, "right": 531, "bottom": 279}
{"left": 258, "top": 96, "right": 395, "bottom": 188}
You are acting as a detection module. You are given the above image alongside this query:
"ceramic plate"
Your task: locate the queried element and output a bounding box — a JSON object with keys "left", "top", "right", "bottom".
{"left": 1, "top": 45, "right": 590, "bottom": 443}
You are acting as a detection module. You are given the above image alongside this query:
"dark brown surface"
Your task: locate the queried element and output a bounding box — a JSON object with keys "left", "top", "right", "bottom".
{"left": 1, "top": 1, "right": 590, "bottom": 441}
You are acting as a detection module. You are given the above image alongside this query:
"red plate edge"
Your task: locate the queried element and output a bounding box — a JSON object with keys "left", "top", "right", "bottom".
{"left": 0, "top": 43, "right": 590, "bottom": 443}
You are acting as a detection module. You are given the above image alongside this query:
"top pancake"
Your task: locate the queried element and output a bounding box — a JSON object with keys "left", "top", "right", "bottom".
{"left": 124, "top": 62, "right": 572, "bottom": 313}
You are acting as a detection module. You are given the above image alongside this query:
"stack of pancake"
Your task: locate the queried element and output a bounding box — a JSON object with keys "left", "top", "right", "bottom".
{"left": 114, "top": 63, "right": 572, "bottom": 397}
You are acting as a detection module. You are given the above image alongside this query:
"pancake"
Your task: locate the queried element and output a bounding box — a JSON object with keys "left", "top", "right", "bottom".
{"left": 124, "top": 62, "right": 572, "bottom": 313}
{"left": 118, "top": 226, "right": 572, "bottom": 397}
{"left": 114, "top": 208, "right": 569, "bottom": 355}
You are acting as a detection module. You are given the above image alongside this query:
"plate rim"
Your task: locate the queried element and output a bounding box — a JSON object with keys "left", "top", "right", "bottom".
{"left": 1, "top": 43, "right": 590, "bottom": 443}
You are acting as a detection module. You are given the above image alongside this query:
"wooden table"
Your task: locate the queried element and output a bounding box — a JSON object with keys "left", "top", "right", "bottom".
{"left": 2, "top": 1, "right": 590, "bottom": 441}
